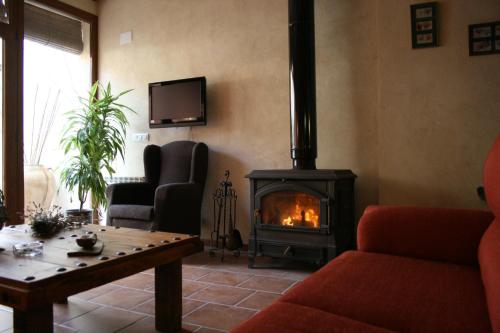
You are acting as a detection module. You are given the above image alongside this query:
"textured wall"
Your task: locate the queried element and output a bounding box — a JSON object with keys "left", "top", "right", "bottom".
{"left": 377, "top": 0, "right": 500, "bottom": 208}
{"left": 97, "top": 0, "right": 498, "bottom": 242}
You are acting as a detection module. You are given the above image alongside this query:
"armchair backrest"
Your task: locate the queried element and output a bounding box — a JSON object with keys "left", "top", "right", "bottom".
{"left": 143, "top": 141, "right": 208, "bottom": 187}
{"left": 479, "top": 135, "right": 500, "bottom": 333}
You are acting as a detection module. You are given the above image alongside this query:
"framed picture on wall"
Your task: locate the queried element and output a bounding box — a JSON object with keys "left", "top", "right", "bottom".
{"left": 469, "top": 21, "right": 500, "bottom": 56}
{"left": 411, "top": 2, "right": 438, "bottom": 49}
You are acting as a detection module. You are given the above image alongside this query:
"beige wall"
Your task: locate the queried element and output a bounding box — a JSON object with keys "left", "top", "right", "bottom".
{"left": 378, "top": 0, "right": 500, "bottom": 208}
{"left": 97, "top": 0, "right": 499, "bottom": 242}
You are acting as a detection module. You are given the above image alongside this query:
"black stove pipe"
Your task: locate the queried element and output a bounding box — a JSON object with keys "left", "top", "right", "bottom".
{"left": 289, "top": 0, "right": 317, "bottom": 170}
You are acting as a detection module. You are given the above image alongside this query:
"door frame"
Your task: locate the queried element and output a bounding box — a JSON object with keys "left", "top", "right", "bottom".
{"left": 1, "top": 0, "right": 24, "bottom": 222}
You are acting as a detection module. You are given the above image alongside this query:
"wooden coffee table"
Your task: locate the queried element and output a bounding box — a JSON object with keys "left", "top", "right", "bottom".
{"left": 0, "top": 224, "right": 203, "bottom": 333}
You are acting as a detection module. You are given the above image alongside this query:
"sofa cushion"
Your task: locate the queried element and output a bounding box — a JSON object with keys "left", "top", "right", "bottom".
{"left": 358, "top": 205, "right": 493, "bottom": 265}
{"left": 280, "top": 251, "right": 491, "bottom": 333}
{"left": 108, "top": 204, "right": 154, "bottom": 221}
{"left": 479, "top": 221, "right": 500, "bottom": 333}
{"left": 231, "top": 301, "right": 397, "bottom": 333}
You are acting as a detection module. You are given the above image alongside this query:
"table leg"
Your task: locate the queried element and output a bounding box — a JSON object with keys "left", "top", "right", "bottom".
{"left": 155, "top": 259, "right": 182, "bottom": 332}
{"left": 13, "top": 304, "right": 53, "bottom": 333}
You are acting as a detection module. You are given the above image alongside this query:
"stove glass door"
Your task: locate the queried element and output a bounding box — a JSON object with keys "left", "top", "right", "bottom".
{"left": 260, "top": 191, "right": 320, "bottom": 229}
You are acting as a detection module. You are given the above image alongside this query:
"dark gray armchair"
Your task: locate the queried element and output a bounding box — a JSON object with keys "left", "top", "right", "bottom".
{"left": 106, "top": 141, "right": 208, "bottom": 235}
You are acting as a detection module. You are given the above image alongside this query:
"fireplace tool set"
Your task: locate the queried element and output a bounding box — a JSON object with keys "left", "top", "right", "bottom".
{"left": 209, "top": 170, "right": 242, "bottom": 261}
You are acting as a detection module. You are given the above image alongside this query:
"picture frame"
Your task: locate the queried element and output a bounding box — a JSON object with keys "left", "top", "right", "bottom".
{"left": 469, "top": 21, "right": 500, "bottom": 56}
{"left": 411, "top": 2, "right": 438, "bottom": 49}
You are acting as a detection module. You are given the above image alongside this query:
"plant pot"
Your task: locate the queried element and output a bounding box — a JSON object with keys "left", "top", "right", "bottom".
{"left": 66, "top": 209, "right": 93, "bottom": 225}
{"left": 24, "top": 164, "right": 56, "bottom": 209}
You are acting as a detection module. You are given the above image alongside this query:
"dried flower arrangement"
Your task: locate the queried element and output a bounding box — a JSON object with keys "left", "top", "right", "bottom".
{"left": 24, "top": 203, "right": 68, "bottom": 237}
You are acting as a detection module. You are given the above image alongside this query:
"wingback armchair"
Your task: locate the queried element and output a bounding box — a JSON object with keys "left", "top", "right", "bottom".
{"left": 106, "top": 141, "right": 208, "bottom": 235}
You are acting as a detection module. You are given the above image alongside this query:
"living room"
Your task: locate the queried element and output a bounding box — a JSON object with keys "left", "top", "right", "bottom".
{"left": 0, "top": 0, "right": 499, "bottom": 332}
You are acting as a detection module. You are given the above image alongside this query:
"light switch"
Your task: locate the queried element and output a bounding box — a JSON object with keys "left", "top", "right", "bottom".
{"left": 132, "top": 133, "right": 150, "bottom": 142}
{"left": 120, "top": 31, "right": 132, "bottom": 45}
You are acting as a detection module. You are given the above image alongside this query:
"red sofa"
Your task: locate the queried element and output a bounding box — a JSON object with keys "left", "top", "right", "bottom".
{"left": 233, "top": 136, "right": 500, "bottom": 333}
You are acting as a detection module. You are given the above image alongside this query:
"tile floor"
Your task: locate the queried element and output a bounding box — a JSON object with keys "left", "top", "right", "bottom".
{"left": 0, "top": 251, "right": 314, "bottom": 332}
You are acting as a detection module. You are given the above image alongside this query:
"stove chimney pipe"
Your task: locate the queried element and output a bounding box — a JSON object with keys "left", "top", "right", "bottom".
{"left": 289, "top": 0, "right": 317, "bottom": 170}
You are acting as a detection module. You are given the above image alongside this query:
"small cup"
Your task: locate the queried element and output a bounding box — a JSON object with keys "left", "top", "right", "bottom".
{"left": 13, "top": 242, "right": 43, "bottom": 257}
{"left": 76, "top": 233, "right": 97, "bottom": 249}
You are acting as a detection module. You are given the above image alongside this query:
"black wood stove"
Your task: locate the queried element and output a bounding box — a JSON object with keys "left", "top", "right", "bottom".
{"left": 246, "top": 0, "right": 356, "bottom": 267}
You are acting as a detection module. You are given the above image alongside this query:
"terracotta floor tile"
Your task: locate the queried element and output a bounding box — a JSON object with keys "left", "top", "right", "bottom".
{"left": 182, "top": 299, "right": 206, "bottom": 315}
{"left": 183, "top": 280, "right": 208, "bottom": 297}
{"left": 282, "top": 270, "right": 313, "bottom": 281}
{"left": 205, "top": 257, "right": 288, "bottom": 278}
{"left": 62, "top": 307, "right": 145, "bottom": 333}
{"left": 115, "top": 316, "right": 199, "bottom": 333}
{"left": 129, "top": 299, "right": 154, "bottom": 316}
{"left": 131, "top": 298, "right": 205, "bottom": 316}
{"left": 189, "top": 285, "right": 254, "bottom": 306}
{"left": 183, "top": 266, "right": 212, "bottom": 280}
{"left": 90, "top": 288, "right": 153, "bottom": 310}
{"left": 238, "top": 276, "right": 296, "bottom": 293}
{"left": 183, "top": 252, "right": 209, "bottom": 266}
{"left": 54, "top": 325, "right": 77, "bottom": 333}
{"left": 236, "top": 291, "right": 280, "bottom": 310}
{"left": 184, "top": 303, "right": 256, "bottom": 331}
{"left": 197, "top": 270, "right": 252, "bottom": 286}
{"left": 0, "top": 309, "right": 12, "bottom": 331}
{"left": 113, "top": 273, "right": 154, "bottom": 290}
{"left": 195, "top": 327, "right": 227, "bottom": 333}
{"left": 201, "top": 256, "right": 254, "bottom": 273}
{"left": 53, "top": 299, "right": 100, "bottom": 324}
{"left": 72, "top": 283, "right": 119, "bottom": 301}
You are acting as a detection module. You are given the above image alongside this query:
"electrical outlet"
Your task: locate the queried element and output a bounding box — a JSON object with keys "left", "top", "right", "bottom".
{"left": 132, "top": 133, "right": 150, "bottom": 142}
{"left": 120, "top": 31, "right": 132, "bottom": 45}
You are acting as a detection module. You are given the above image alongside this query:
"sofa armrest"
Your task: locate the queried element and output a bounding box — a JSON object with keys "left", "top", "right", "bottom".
{"left": 153, "top": 182, "right": 203, "bottom": 234}
{"left": 106, "top": 182, "right": 155, "bottom": 206}
{"left": 357, "top": 205, "right": 494, "bottom": 265}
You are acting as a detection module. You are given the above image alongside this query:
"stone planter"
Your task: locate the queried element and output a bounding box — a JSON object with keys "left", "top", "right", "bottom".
{"left": 66, "top": 209, "right": 93, "bottom": 225}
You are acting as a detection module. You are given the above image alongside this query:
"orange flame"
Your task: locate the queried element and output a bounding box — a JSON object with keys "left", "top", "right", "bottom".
{"left": 282, "top": 203, "right": 319, "bottom": 228}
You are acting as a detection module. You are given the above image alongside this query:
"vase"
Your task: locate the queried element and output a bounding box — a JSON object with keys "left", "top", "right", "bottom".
{"left": 24, "top": 164, "right": 56, "bottom": 209}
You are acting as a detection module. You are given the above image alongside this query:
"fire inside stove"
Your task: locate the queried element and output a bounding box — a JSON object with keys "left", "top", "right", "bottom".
{"left": 261, "top": 191, "right": 320, "bottom": 228}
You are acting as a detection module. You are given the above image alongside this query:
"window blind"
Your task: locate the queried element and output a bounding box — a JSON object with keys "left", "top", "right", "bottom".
{"left": 24, "top": 3, "right": 83, "bottom": 54}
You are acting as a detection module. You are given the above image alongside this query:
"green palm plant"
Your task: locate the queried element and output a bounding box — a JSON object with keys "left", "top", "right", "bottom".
{"left": 60, "top": 82, "right": 134, "bottom": 215}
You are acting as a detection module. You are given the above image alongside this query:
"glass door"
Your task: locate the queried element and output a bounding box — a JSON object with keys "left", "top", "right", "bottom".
{"left": 23, "top": 4, "right": 92, "bottom": 210}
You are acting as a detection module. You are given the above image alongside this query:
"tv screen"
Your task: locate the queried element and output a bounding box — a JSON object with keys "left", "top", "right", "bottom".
{"left": 149, "top": 77, "right": 206, "bottom": 128}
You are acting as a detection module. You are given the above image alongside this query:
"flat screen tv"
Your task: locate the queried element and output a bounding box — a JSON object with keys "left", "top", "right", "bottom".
{"left": 149, "top": 76, "right": 206, "bottom": 128}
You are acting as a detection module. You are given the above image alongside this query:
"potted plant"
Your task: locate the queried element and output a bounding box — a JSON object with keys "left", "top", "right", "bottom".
{"left": 60, "top": 81, "right": 134, "bottom": 223}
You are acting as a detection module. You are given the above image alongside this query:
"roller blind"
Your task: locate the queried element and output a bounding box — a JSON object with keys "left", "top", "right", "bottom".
{"left": 24, "top": 3, "right": 83, "bottom": 54}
